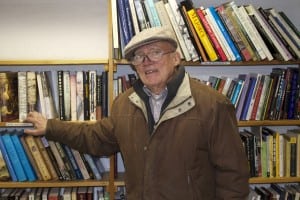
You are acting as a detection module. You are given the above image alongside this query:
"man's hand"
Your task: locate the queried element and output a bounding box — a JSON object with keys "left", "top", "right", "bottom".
{"left": 24, "top": 112, "right": 47, "bottom": 136}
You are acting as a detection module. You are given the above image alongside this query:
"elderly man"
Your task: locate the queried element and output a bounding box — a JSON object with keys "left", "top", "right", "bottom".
{"left": 25, "top": 26, "right": 249, "bottom": 199}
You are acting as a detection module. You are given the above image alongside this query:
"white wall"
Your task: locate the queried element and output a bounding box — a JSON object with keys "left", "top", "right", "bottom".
{"left": 0, "top": 0, "right": 108, "bottom": 60}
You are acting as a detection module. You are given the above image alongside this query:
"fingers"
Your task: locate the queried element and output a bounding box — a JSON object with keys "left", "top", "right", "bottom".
{"left": 23, "top": 111, "right": 47, "bottom": 136}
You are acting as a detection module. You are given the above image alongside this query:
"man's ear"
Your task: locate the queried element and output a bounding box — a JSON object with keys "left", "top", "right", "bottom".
{"left": 173, "top": 51, "right": 181, "bottom": 66}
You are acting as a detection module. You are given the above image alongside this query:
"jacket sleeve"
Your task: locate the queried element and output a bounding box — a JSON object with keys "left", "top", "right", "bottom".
{"left": 45, "top": 117, "right": 120, "bottom": 156}
{"left": 209, "top": 98, "right": 250, "bottom": 199}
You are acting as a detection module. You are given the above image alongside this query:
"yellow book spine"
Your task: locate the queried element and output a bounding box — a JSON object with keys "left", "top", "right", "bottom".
{"left": 187, "top": 9, "right": 218, "bottom": 61}
{"left": 24, "top": 135, "right": 52, "bottom": 181}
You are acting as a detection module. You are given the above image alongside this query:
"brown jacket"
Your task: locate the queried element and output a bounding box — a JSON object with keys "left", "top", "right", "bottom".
{"left": 46, "top": 71, "right": 249, "bottom": 200}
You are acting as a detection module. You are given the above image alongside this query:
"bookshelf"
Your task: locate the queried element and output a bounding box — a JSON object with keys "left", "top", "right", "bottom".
{"left": 0, "top": 0, "right": 299, "bottom": 199}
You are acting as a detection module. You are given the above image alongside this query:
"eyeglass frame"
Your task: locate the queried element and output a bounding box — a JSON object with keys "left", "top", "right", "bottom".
{"left": 130, "top": 49, "right": 176, "bottom": 66}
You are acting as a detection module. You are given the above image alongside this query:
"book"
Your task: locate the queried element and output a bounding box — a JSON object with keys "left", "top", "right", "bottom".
{"left": 83, "top": 154, "right": 102, "bottom": 180}
{"left": 0, "top": 72, "right": 19, "bottom": 122}
{"left": 166, "top": 0, "right": 199, "bottom": 62}
{"left": 278, "top": 11, "right": 300, "bottom": 38}
{"left": 71, "top": 148, "right": 91, "bottom": 180}
{"left": 0, "top": 139, "right": 10, "bottom": 181}
{"left": 245, "top": 74, "right": 262, "bottom": 120}
{"left": 57, "top": 71, "right": 65, "bottom": 121}
{"left": 255, "top": 75, "right": 271, "bottom": 120}
{"left": 111, "top": 0, "right": 120, "bottom": 59}
{"left": 186, "top": 8, "right": 218, "bottom": 61}
{"left": 63, "top": 71, "right": 71, "bottom": 121}
{"left": 24, "top": 135, "right": 52, "bottom": 181}
{"left": 18, "top": 72, "right": 27, "bottom": 122}
{"left": 195, "top": 7, "right": 227, "bottom": 61}
{"left": 144, "top": 0, "right": 161, "bottom": 27}
{"left": 133, "top": 0, "right": 150, "bottom": 31}
{"left": 48, "top": 140, "right": 71, "bottom": 180}
{"left": 89, "top": 70, "right": 97, "bottom": 121}
{"left": 76, "top": 71, "right": 84, "bottom": 121}
{"left": 19, "top": 135, "right": 43, "bottom": 180}
{"left": 164, "top": 1, "right": 193, "bottom": 61}
{"left": 178, "top": 2, "right": 207, "bottom": 61}
{"left": 40, "top": 136, "right": 63, "bottom": 180}
{"left": 206, "top": 6, "right": 242, "bottom": 61}
{"left": 216, "top": 4, "right": 252, "bottom": 61}
{"left": 117, "top": 0, "right": 133, "bottom": 46}
{"left": 283, "top": 133, "right": 297, "bottom": 177}
{"left": 11, "top": 133, "right": 37, "bottom": 181}
{"left": 61, "top": 144, "right": 83, "bottom": 180}
{"left": 26, "top": 71, "right": 37, "bottom": 113}
{"left": 34, "top": 136, "right": 59, "bottom": 180}
{"left": 128, "top": 0, "right": 140, "bottom": 34}
{"left": 83, "top": 71, "right": 90, "bottom": 120}
{"left": 70, "top": 72, "right": 77, "bottom": 121}
{"left": 1, "top": 133, "right": 27, "bottom": 181}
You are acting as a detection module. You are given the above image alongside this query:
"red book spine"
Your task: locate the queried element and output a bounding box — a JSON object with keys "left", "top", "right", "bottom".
{"left": 196, "top": 8, "right": 227, "bottom": 61}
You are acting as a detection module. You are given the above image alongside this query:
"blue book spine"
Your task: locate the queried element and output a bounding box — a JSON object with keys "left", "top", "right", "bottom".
{"left": 241, "top": 77, "right": 257, "bottom": 120}
{"left": 208, "top": 6, "right": 242, "bottom": 61}
{"left": 117, "top": 0, "right": 131, "bottom": 46}
{"left": 0, "top": 135, "right": 17, "bottom": 181}
{"left": 83, "top": 154, "right": 102, "bottom": 180}
{"left": 231, "top": 79, "right": 244, "bottom": 106}
{"left": 62, "top": 144, "right": 83, "bottom": 180}
{"left": 1, "top": 134, "right": 27, "bottom": 181}
{"left": 11, "top": 134, "right": 37, "bottom": 181}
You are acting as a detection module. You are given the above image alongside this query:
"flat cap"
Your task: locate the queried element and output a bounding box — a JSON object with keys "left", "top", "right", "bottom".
{"left": 124, "top": 26, "right": 178, "bottom": 60}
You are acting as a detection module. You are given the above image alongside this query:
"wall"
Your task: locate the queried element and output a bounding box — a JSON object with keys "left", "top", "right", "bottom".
{"left": 0, "top": 0, "right": 108, "bottom": 60}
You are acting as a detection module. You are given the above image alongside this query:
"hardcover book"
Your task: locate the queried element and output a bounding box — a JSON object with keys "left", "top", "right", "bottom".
{"left": 0, "top": 72, "right": 18, "bottom": 122}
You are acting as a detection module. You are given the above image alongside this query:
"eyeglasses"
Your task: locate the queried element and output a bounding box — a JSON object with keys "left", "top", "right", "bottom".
{"left": 130, "top": 49, "right": 175, "bottom": 66}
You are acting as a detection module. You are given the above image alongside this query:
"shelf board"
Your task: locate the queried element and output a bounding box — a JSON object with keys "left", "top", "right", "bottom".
{"left": 238, "top": 120, "right": 300, "bottom": 127}
{"left": 0, "top": 179, "right": 109, "bottom": 188}
{"left": 0, "top": 59, "right": 108, "bottom": 66}
{"left": 2, "top": 120, "right": 299, "bottom": 128}
{"left": 113, "top": 172, "right": 300, "bottom": 186}
{"left": 249, "top": 177, "right": 300, "bottom": 184}
{"left": 114, "top": 59, "right": 300, "bottom": 66}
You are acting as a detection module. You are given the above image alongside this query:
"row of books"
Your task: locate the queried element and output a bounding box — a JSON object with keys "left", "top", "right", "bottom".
{"left": 0, "top": 130, "right": 110, "bottom": 182}
{"left": 0, "top": 187, "right": 111, "bottom": 200}
{"left": 249, "top": 183, "right": 300, "bottom": 199}
{"left": 205, "top": 67, "right": 300, "bottom": 121}
{"left": 113, "top": 0, "right": 300, "bottom": 62}
{"left": 240, "top": 127, "right": 300, "bottom": 178}
{"left": 0, "top": 70, "right": 109, "bottom": 123}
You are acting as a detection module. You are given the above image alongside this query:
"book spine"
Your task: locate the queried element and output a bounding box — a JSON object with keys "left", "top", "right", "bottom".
{"left": 34, "top": 136, "right": 59, "bottom": 180}
{"left": 196, "top": 8, "right": 227, "bottom": 61}
{"left": 76, "top": 71, "right": 84, "bottom": 121}
{"left": 70, "top": 72, "right": 77, "bottom": 121}
{"left": 164, "top": 2, "right": 192, "bottom": 61}
{"left": 0, "top": 134, "right": 17, "bottom": 181}
{"left": 63, "top": 71, "right": 71, "bottom": 121}
{"left": 11, "top": 134, "right": 37, "bottom": 181}
{"left": 40, "top": 136, "right": 63, "bottom": 180}
{"left": 83, "top": 154, "right": 102, "bottom": 180}
{"left": 57, "top": 71, "right": 65, "bottom": 121}
{"left": 24, "top": 135, "right": 52, "bottom": 181}
{"left": 48, "top": 140, "right": 71, "bottom": 180}
{"left": 187, "top": 8, "right": 218, "bottom": 61}
{"left": 83, "top": 71, "right": 90, "bottom": 120}
{"left": 71, "top": 148, "right": 91, "bottom": 180}
{"left": 62, "top": 144, "right": 84, "bottom": 180}
{"left": 26, "top": 71, "right": 37, "bottom": 112}
{"left": 2, "top": 134, "right": 27, "bottom": 181}
{"left": 117, "top": 0, "right": 133, "bottom": 46}
{"left": 207, "top": 6, "right": 242, "bottom": 61}
{"left": 18, "top": 72, "right": 28, "bottom": 122}
{"left": 89, "top": 70, "right": 97, "bottom": 121}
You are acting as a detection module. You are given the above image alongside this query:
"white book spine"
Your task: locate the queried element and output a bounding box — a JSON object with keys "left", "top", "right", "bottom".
{"left": 26, "top": 71, "right": 37, "bottom": 112}
{"left": 269, "top": 15, "right": 300, "bottom": 59}
{"left": 164, "top": 2, "right": 191, "bottom": 61}
{"left": 231, "top": 4, "right": 267, "bottom": 60}
{"left": 36, "top": 72, "right": 46, "bottom": 117}
{"left": 89, "top": 70, "right": 97, "bottom": 121}
{"left": 63, "top": 71, "right": 71, "bottom": 121}
{"left": 76, "top": 71, "right": 84, "bottom": 121}
{"left": 128, "top": 0, "right": 140, "bottom": 34}
{"left": 70, "top": 72, "right": 77, "bottom": 121}
{"left": 245, "top": 5, "right": 293, "bottom": 61}
{"left": 238, "top": 6, "right": 273, "bottom": 60}
{"left": 18, "top": 72, "right": 27, "bottom": 122}
{"left": 205, "top": 8, "right": 235, "bottom": 61}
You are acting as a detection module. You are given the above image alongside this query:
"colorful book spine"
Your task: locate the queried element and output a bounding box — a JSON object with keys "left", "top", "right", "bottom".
{"left": 0, "top": 133, "right": 17, "bottom": 181}
{"left": 1, "top": 134, "right": 27, "bottom": 181}
{"left": 11, "top": 133, "right": 37, "bottom": 181}
{"left": 187, "top": 8, "right": 218, "bottom": 61}
{"left": 196, "top": 8, "right": 227, "bottom": 61}
{"left": 207, "top": 6, "right": 242, "bottom": 61}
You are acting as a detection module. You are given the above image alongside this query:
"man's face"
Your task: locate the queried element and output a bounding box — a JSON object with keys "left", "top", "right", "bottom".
{"left": 132, "top": 41, "right": 181, "bottom": 94}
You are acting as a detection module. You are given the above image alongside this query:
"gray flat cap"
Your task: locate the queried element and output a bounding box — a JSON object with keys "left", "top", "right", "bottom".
{"left": 124, "top": 26, "right": 178, "bottom": 60}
